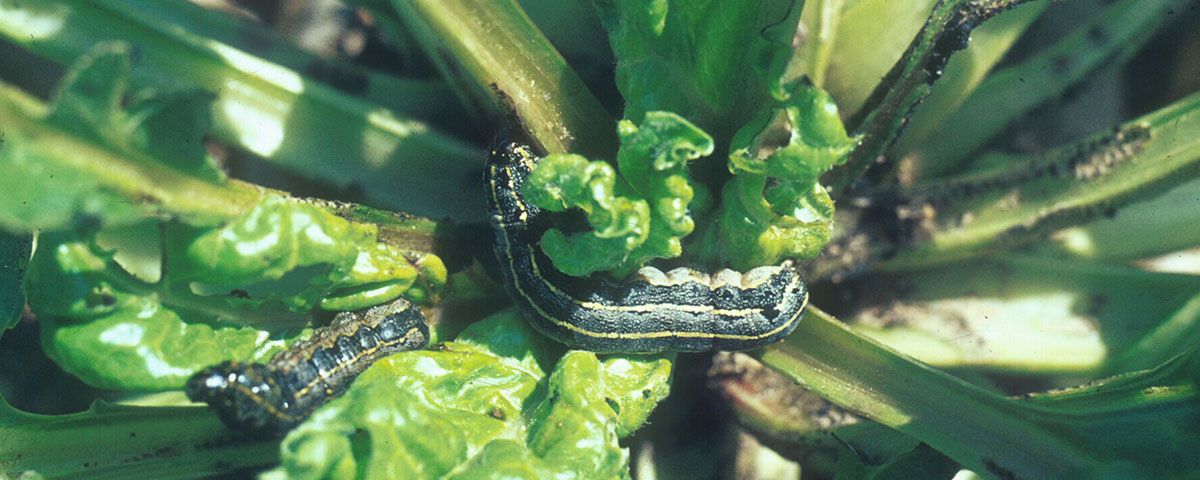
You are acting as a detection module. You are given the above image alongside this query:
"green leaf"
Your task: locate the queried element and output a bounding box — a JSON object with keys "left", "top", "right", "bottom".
{"left": 25, "top": 194, "right": 446, "bottom": 390}
{"left": 25, "top": 233, "right": 296, "bottom": 390}
{"left": 0, "top": 112, "right": 153, "bottom": 233}
{"left": 47, "top": 42, "right": 224, "bottom": 183}
{"left": 266, "top": 310, "right": 673, "bottom": 479}
{"left": 712, "top": 82, "right": 857, "bottom": 268}
{"left": 594, "top": 0, "right": 803, "bottom": 139}
{"left": 526, "top": 112, "right": 711, "bottom": 276}
{"left": 0, "top": 49, "right": 261, "bottom": 233}
{"left": 168, "top": 194, "right": 441, "bottom": 313}
{"left": 0, "top": 232, "right": 31, "bottom": 336}
{"left": 598, "top": 354, "right": 673, "bottom": 438}
{"left": 0, "top": 3, "right": 482, "bottom": 219}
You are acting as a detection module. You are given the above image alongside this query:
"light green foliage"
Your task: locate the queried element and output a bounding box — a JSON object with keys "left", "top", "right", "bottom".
{"left": 6, "top": 44, "right": 446, "bottom": 391}
{"left": 168, "top": 195, "right": 443, "bottom": 313}
{"left": 715, "top": 83, "right": 857, "bottom": 268}
{"left": 585, "top": 0, "right": 855, "bottom": 271}
{"left": 23, "top": 189, "right": 448, "bottom": 391}
{"left": 265, "top": 310, "right": 673, "bottom": 479}
{"left": 525, "top": 112, "right": 712, "bottom": 276}
{"left": 0, "top": 42, "right": 251, "bottom": 233}
{"left": 593, "top": 0, "right": 802, "bottom": 139}
{"left": 25, "top": 233, "right": 293, "bottom": 391}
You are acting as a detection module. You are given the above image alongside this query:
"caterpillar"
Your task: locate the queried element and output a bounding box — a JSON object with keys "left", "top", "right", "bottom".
{"left": 186, "top": 298, "right": 429, "bottom": 437}
{"left": 485, "top": 141, "right": 808, "bottom": 354}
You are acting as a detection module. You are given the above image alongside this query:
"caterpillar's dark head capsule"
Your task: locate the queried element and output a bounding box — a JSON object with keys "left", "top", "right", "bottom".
{"left": 186, "top": 361, "right": 296, "bottom": 437}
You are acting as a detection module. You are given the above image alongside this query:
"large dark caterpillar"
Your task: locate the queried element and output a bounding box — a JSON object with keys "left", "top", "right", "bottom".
{"left": 186, "top": 298, "right": 429, "bottom": 437}
{"left": 485, "top": 141, "right": 808, "bottom": 353}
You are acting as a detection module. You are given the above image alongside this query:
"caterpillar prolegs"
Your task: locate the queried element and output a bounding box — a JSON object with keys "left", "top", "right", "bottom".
{"left": 186, "top": 298, "right": 429, "bottom": 437}
{"left": 485, "top": 141, "right": 808, "bottom": 354}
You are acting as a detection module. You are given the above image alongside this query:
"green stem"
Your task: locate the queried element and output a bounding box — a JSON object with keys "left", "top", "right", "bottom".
{"left": 0, "top": 84, "right": 263, "bottom": 225}
{"left": 388, "top": 0, "right": 617, "bottom": 158}
{"left": 830, "top": 0, "right": 1035, "bottom": 196}
{"left": 882, "top": 90, "right": 1200, "bottom": 269}
{"left": 889, "top": 2, "right": 1047, "bottom": 163}
{"left": 913, "top": 0, "right": 1179, "bottom": 177}
{"left": 0, "top": 0, "right": 483, "bottom": 220}
{"left": 756, "top": 306, "right": 1097, "bottom": 478}
{"left": 799, "top": 0, "right": 844, "bottom": 88}
{"left": 0, "top": 400, "right": 277, "bottom": 480}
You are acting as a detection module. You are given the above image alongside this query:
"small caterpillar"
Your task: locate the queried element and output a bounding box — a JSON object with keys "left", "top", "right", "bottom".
{"left": 485, "top": 141, "right": 808, "bottom": 353}
{"left": 186, "top": 298, "right": 429, "bottom": 437}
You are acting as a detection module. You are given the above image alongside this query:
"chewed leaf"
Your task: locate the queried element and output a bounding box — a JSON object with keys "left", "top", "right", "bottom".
{"left": 714, "top": 83, "right": 858, "bottom": 268}
{"left": 266, "top": 310, "right": 673, "bottom": 479}
{"left": 599, "top": 354, "right": 673, "bottom": 437}
{"left": 524, "top": 112, "right": 711, "bottom": 276}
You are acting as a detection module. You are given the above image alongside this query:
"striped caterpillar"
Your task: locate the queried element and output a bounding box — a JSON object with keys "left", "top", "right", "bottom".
{"left": 186, "top": 298, "right": 429, "bottom": 437}
{"left": 485, "top": 141, "right": 808, "bottom": 353}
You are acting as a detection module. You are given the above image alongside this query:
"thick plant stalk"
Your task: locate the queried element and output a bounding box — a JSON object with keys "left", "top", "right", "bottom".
{"left": 389, "top": 0, "right": 617, "bottom": 158}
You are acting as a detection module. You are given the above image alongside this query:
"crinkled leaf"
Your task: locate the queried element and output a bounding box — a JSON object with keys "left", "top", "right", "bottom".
{"left": 266, "top": 310, "right": 673, "bottom": 479}
{"left": 594, "top": 0, "right": 803, "bottom": 138}
{"left": 526, "top": 112, "right": 711, "bottom": 276}
{"left": 0, "top": 232, "right": 31, "bottom": 337}
{"left": 525, "top": 153, "right": 650, "bottom": 276}
{"left": 713, "top": 83, "right": 857, "bottom": 268}
{"left": 24, "top": 234, "right": 294, "bottom": 390}
{"left": 168, "top": 194, "right": 445, "bottom": 313}
{"left": 24, "top": 194, "right": 445, "bottom": 390}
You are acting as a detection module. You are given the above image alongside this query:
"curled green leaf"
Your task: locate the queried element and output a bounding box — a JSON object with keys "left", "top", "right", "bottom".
{"left": 714, "top": 83, "right": 858, "bottom": 268}
{"left": 525, "top": 112, "right": 711, "bottom": 276}
{"left": 170, "top": 194, "right": 445, "bottom": 313}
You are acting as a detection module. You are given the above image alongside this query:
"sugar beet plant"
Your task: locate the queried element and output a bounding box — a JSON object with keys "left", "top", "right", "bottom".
{"left": 1, "top": 0, "right": 1199, "bottom": 479}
